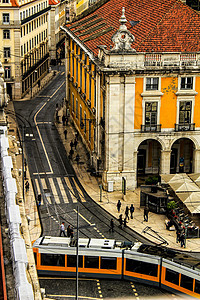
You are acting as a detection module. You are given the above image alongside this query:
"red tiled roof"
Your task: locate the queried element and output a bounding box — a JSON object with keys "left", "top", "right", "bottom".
{"left": 49, "top": 0, "right": 60, "bottom": 5}
{"left": 66, "top": 0, "right": 200, "bottom": 56}
{"left": 10, "top": 0, "right": 19, "bottom": 7}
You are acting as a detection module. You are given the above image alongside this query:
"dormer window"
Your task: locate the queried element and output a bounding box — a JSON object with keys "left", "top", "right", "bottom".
{"left": 181, "top": 77, "right": 193, "bottom": 89}
{"left": 146, "top": 77, "right": 159, "bottom": 91}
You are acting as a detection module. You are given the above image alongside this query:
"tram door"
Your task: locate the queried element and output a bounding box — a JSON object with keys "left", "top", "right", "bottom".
{"left": 170, "top": 148, "right": 177, "bottom": 174}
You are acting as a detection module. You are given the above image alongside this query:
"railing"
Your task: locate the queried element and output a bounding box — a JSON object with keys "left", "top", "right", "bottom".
{"left": 175, "top": 123, "right": 195, "bottom": 132}
{"left": 141, "top": 124, "right": 161, "bottom": 132}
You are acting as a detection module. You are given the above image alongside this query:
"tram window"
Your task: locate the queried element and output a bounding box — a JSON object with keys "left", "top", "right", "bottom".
{"left": 194, "top": 279, "right": 200, "bottom": 294}
{"left": 126, "top": 259, "right": 158, "bottom": 277}
{"left": 180, "top": 274, "right": 193, "bottom": 291}
{"left": 41, "top": 254, "right": 65, "bottom": 267}
{"left": 165, "top": 269, "right": 179, "bottom": 285}
{"left": 67, "top": 255, "right": 83, "bottom": 268}
{"left": 85, "top": 256, "right": 99, "bottom": 269}
{"left": 100, "top": 257, "right": 117, "bottom": 270}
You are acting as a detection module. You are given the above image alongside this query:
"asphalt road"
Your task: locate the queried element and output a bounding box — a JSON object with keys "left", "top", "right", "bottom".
{"left": 13, "top": 66, "right": 174, "bottom": 299}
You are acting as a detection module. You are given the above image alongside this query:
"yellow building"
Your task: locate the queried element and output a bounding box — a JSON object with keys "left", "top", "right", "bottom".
{"left": 62, "top": 0, "right": 200, "bottom": 190}
{"left": 0, "top": 0, "right": 66, "bottom": 100}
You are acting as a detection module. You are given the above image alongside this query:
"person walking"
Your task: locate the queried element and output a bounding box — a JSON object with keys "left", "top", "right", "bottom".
{"left": 60, "top": 222, "right": 66, "bottom": 237}
{"left": 179, "top": 232, "right": 186, "bottom": 248}
{"left": 25, "top": 180, "right": 29, "bottom": 192}
{"left": 118, "top": 214, "right": 123, "bottom": 228}
{"left": 75, "top": 153, "right": 80, "bottom": 164}
{"left": 124, "top": 217, "right": 128, "bottom": 227}
{"left": 69, "top": 148, "right": 74, "bottom": 159}
{"left": 64, "top": 129, "right": 67, "bottom": 140}
{"left": 144, "top": 206, "right": 149, "bottom": 222}
{"left": 67, "top": 225, "right": 71, "bottom": 237}
{"left": 109, "top": 218, "right": 114, "bottom": 232}
{"left": 130, "top": 204, "right": 135, "bottom": 219}
{"left": 117, "top": 200, "right": 121, "bottom": 213}
{"left": 125, "top": 206, "right": 129, "bottom": 220}
{"left": 70, "top": 226, "right": 74, "bottom": 239}
{"left": 62, "top": 115, "right": 65, "bottom": 126}
{"left": 70, "top": 140, "right": 74, "bottom": 149}
{"left": 74, "top": 139, "right": 78, "bottom": 149}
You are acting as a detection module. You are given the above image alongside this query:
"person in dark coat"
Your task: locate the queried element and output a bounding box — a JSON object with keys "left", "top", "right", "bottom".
{"left": 74, "top": 139, "right": 78, "bottom": 149}
{"left": 125, "top": 206, "right": 130, "bottom": 220}
{"left": 64, "top": 129, "right": 67, "bottom": 140}
{"left": 179, "top": 232, "right": 185, "bottom": 248}
{"left": 70, "top": 140, "right": 74, "bottom": 149}
{"left": 67, "top": 225, "right": 71, "bottom": 237}
{"left": 117, "top": 200, "right": 121, "bottom": 213}
{"left": 109, "top": 219, "right": 114, "bottom": 232}
{"left": 118, "top": 214, "right": 123, "bottom": 228}
{"left": 25, "top": 180, "right": 29, "bottom": 192}
{"left": 62, "top": 115, "right": 65, "bottom": 126}
{"left": 130, "top": 204, "right": 135, "bottom": 219}
{"left": 144, "top": 206, "right": 149, "bottom": 222}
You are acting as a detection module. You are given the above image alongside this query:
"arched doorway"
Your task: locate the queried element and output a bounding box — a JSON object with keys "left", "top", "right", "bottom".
{"left": 137, "top": 139, "right": 162, "bottom": 185}
{"left": 170, "top": 138, "right": 195, "bottom": 174}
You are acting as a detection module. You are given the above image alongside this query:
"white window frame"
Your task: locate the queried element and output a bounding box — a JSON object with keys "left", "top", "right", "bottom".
{"left": 176, "top": 96, "right": 195, "bottom": 125}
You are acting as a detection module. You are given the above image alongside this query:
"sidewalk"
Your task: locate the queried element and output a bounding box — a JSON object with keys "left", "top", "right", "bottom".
{"left": 56, "top": 106, "right": 200, "bottom": 253}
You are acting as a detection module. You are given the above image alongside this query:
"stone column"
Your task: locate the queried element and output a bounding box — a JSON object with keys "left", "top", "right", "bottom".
{"left": 193, "top": 149, "right": 200, "bottom": 173}
{"left": 160, "top": 150, "right": 171, "bottom": 174}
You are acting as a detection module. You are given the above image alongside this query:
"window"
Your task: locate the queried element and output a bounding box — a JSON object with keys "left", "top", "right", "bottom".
{"left": 20, "top": 12, "right": 22, "bottom": 20}
{"left": 145, "top": 102, "right": 157, "bottom": 125}
{"left": 181, "top": 77, "right": 193, "bottom": 89}
{"left": 80, "top": 105, "right": 82, "bottom": 127}
{"left": 180, "top": 274, "right": 193, "bottom": 291}
{"left": 67, "top": 255, "right": 83, "bottom": 267}
{"left": 76, "top": 58, "right": 78, "bottom": 83}
{"left": 2, "top": 13, "right": 9, "bottom": 24}
{"left": 4, "top": 66, "right": 11, "bottom": 79}
{"left": 126, "top": 259, "right": 158, "bottom": 277}
{"left": 100, "top": 257, "right": 117, "bottom": 270}
{"left": 165, "top": 268, "right": 179, "bottom": 285}
{"left": 41, "top": 254, "right": 65, "bottom": 267}
{"left": 3, "top": 30, "right": 10, "bottom": 39}
{"left": 85, "top": 256, "right": 99, "bottom": 269}
{"left": 21, "top": 45, "right": 23, "bottom": 56}
{"left": 3, "top": 0, "right": 9, "bottom": 3}
{"left": 195, "top": 279, "right": 200, "bottom": 294}
{"left": 4, "top": 47, "right": 10, "bottom": 58}
{"left": 146, "top": 77, "right": 159, "bottom": 90}
{"left": 84, "top": 112, "right": 86, "bottom": 134}
{"left": 179, "top": 101, "right": 192, "bottom": 124}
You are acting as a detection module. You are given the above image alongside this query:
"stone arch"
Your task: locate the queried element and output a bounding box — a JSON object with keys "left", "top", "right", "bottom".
{"left": 170, "top": 137, "right": 196, "bottom": 174}
{"left": 137, "top": 138, "right": 163, "bottom": 185}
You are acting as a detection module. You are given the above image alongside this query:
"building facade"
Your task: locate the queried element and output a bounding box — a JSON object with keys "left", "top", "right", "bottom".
{"left": 0, "top": 0, "right": 66, "bottom": 100}
{"left": 62, "top": 0, "right": 200, "bottom": 191}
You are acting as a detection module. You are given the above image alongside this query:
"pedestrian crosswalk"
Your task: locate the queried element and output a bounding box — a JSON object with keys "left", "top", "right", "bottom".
{"left": 34, "top": 176, "right": 86, "bottom": 205}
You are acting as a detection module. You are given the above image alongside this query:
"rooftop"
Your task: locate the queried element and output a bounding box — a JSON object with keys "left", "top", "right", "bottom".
{"left": 65, "top": 0, "right": 200, "bottom": 56}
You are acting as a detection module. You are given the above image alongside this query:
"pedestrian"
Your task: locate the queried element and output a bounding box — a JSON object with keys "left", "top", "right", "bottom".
{"left": 125, "top": 206, "right": 129, "bottom": 220}
{"left": 65, "top": 116, "right": 68, "bottom": 125}
{"left": 109, "top": 218, "right": 114, "bottom": 232}
{"left": 62, "top": 115, "right": 65, "bottom": 126}
{"left": 130, "top": 204, "right": 135, "bottom": 219}
{"left": 117, "top": 200, "right": 121, "bottom": 213}
{"left": 118, "top": 214, "right": 123, "bottom": 228}
{"left": 179, "top": 232, "right": 185, "bottom": 248}
{"left": 75, "top": 131, "right": 79, "bottom": 139}
{"left": 75, "top": 153, "right": 80, "bottom": 164}
{"left": 70, "top": 226, "right": 74, "bottom": 239}
{"left": 56, "top": 114, "right": 59, "bottom": 123}
{"left": 144, "top": 206, "right": 149, "bottom": 222}
{"left": 60, "top": 222, "right": 66, "bottom": 237}
{"left": 38, "top": 194, "right": 42, "bottom": 206}
{"left": 64, "top": 129, "right": 67, "bottom": 140}
{"left": 25, "top": 180, "right": 29, "bottom": 192}
{"left": 176, "top": 229, "right": 181, "bottom": 243}
{"left": 67, "top": 225, "right": 71, "bottom": 237}
{"left": 69, "top": 148, "right": 74, "bottom": 159}
{"left": 124, "top": 217, "right": 128, "bottom": 227}
{"left": 70, "top": 140, "right": 74, "bottom": 149}
{"left": 74, "top": 139, "right": 78, "bottom": 149}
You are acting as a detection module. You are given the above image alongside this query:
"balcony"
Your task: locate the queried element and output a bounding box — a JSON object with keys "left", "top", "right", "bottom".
{"left": 175, "top": 123, "right": 195, "bottom": 132}
{"left": 0, "top": 20, "right": 20, "bottom": 27}
{"left": 141, "top": 124, "right": 161, "bottom": 132}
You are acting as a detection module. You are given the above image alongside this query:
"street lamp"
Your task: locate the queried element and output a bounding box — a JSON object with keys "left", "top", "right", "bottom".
{"left": 30, "top": 70, "right": 38, "bottom": 98}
